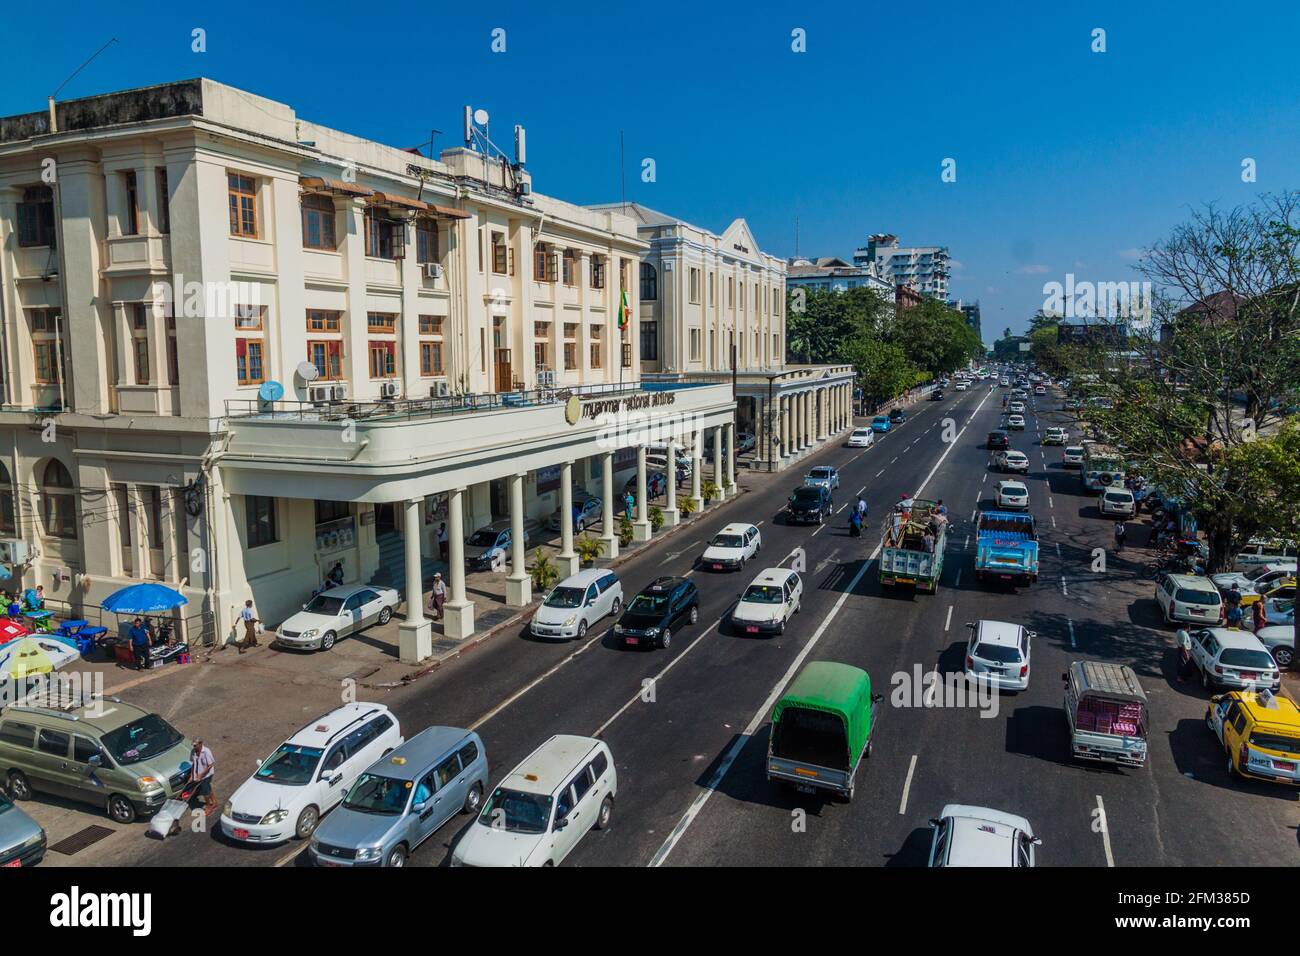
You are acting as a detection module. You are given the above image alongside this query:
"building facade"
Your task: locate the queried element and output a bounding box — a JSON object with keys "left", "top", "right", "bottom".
{"left": 853, "top": 233, "right": 950, "bottom": 300}
{"left": 785, "top": 257, "right": 895, "bottom": 298}
{"left": 0, "top": 79, "right": 738, "bottom": 659}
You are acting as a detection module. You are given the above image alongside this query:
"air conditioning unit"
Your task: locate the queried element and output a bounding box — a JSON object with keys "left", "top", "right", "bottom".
{"left": 537, "top": 370, "right": 556, "bottom": 387}
{"left": 379, "top": 381, "right": 400, "bottom": 399}
{"left": 309, "top": 383, "right": 348, "bottom": 404}
{"left": 430, "top": 380, "right": 451, "bottom": 398}
{"left": 0, "top": 539, "right": 33, "bottom": 566}
{"left": 423, "top": 262, "right": 444, "bottom": 280}
{"left": 330, "top": 383, "right": 349, "bottom": 402}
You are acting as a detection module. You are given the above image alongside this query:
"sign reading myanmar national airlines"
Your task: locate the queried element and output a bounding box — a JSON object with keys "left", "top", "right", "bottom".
{"left": 577, "top": 391, "right": 676, "bottom": 422}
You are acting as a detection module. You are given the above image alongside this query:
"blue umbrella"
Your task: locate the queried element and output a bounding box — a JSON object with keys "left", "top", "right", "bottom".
{"left": 101, "top": 583, "right": 189, "bottom": 614}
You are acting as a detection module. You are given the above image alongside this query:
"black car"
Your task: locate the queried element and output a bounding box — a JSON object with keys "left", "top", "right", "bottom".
{"left": 613, "top": 576, "right": 699, "bottom": 650}
{"left": 987, "top": 430, "right": 1010, "bottom": 450}
{"left": 786, "top": 485, "right": 834, "bottom": 525}
{"left": 889, "top": 407, "right": 906, "bottom": 423}
{"left": 930, "top": 389, "right": 944, "bottom": 401}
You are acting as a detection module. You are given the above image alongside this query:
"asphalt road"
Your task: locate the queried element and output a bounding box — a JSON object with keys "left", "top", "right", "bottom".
{"left": 142, "top": 380, "right": 1300, "bottom": 868}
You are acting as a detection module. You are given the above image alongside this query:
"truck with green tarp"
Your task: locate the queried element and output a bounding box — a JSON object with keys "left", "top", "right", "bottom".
{"left": 766, "top": 661, "right": 880, "bottom": 801}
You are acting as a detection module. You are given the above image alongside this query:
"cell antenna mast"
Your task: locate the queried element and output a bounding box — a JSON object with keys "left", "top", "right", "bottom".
{"left": 49, "top": 37, "right": 118, "bottom": 132}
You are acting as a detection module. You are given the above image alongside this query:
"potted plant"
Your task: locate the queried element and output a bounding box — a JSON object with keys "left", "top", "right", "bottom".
{"left": 679, "top": 496, "right": 697, "bottom": 517}
{"left": 528, "top": 549, "right": 559, "bottom": 593}
{"left": 649, "top": 505, "right": 665, "bottom": 533}
{"left": 618, "top": 514, "right": 634, "bottom": 547}
{"left": 701, "top": 480, "right": 719, "bottom": 505}
{"left": 574, "top": 533, "right": 606, "bottom": 567}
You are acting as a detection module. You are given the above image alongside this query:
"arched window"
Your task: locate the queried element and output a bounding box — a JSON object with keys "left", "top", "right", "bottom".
{"left": 39, "top": 459, "right": 76, "bottom": 539}
{"left": 0, "top": 462, "right": 13, "bottom": 535}
{"left": 640, "top": 262, "right": 657, "bottom": 301}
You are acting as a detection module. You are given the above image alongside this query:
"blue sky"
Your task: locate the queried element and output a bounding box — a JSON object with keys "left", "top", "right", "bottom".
{"left": 3, "top": 1, "right": 1296, "bottom": 344}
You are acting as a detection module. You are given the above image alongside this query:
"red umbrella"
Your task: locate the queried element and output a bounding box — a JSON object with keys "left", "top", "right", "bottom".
{"left": 0, "top": 620, "right": 28, "bottom": 645}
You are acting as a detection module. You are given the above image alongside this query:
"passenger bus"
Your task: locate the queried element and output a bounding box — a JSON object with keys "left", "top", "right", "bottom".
{"left": 1081, "top": 442, "right": 1125, "bottom": 493}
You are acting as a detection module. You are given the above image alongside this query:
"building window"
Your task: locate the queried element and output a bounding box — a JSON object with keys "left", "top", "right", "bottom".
{"left": 640, "top": 263, "right": 657, "bottom": 301}
{"left": 590, "top": 256, "right": 606, "bottom": 290}
{"left": 157, "top": 168, "right": 170, "bottom": 234}
{"left": 365, "top": 209, "right": 404, "bottom": 259}
{"left": 17, "top": 186, "right": 56, "bottom": 247}
{"left": 727, "top": 276, "right": 734, "bottom": 309}
{"left": 709, "top": 272, "right": 715, "bottom": 306}
{"left": 308, "top": 340, "right": 343, "bottom": 380}
{"left": 418, "top": 315, "right": 444, "bottom": 377}
{"left": 368, "top": 341, "right": 397, "bottom": 378}
{"left": 563, "top": 323, "right": 578, "bottom": 371}
{"left": 689, "top": 267, "right": 701, "bottom": 304}
{"left": 235, "top": 307, "right": 265, "bottom": 387}
{"left": 122, "top": 171, "right": 140, "bottom": 236}
{"left": 167, "top": 315, "right": 179, "bottom": 385}
{"left": 533, "top": 321, "right": 551, "bottom": 370}
{"left": 689, "top": 328, "right": 702, "bottom": 362}
{"left": 562, "top": 249, "right": 575, "bottom": 285}
{"left": 131, "top": 304, "right": 150, "bottom": 385}
{"left": 228, "top": 173, "right": 258, "bottom": 238}
{"left": 307, "top": 309, "right": 341, "bottom": 333}
{"left": 29, "top": 309, "right": 62, "bottom": 384}
{"left": 491, "top": 232, "right": 508, "bottom": 275}
{"left": 366, "top": 313, "right": 396, "bottom": 333}
{"left": 640, "top": 321, "right": 658, "bottom": 361}
{"left": 245, "top": 495, "right": 278, "bottom": 548}
{"left": 589, "top": 326, "right": 603, "bottom": 369}
{"left": 301, "top": 194, "right": 336, "bottom": 249}
{"left": 40, "top": 459, "right": 77, "bottom": 540}
{"left": 0, "top": 462, "right": 15, "bottom": 536}
{"left": 416, "top": 218, "right": 439, "bottom": 264}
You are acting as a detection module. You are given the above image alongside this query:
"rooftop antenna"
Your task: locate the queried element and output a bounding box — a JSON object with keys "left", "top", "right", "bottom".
{"left": 49, "top": 37, "right": 119, "bottom": 132}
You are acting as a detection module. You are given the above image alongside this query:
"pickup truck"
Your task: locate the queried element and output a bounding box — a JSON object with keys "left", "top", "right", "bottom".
{"left": 1063, "top": 660, "right": 1149, "bottom": 767}
{"left": 879, "top": 499, "right": 946, "bottom": 592}
{"left": 974, "top": 511, "right": 1039, "bottom": 587}
{"left": 803, "top": 466, "right": 840, "bottom": 492}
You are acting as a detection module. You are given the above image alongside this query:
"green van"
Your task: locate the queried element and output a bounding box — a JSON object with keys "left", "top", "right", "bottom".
{"left": 766, "top": 661, "right": 880, "bottom": 801}
{"left": 0, "top": 695, "right": 193, "bottom": 824}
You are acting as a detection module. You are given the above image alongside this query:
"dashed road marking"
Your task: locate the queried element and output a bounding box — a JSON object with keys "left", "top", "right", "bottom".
{"left": 1068, "top": 618, "right": 1077, "bottom": 649}
{"left": 1095, "top": 795, "right": 1115, "bottom": 867}
{"left": 899, "top": 754, "right": 918, "bottom": 815}
{"left": 944, "top": 606, "right": 953, "bottom": 631}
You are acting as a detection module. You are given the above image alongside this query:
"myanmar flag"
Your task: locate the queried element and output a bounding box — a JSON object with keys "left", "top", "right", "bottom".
{"left": 618, "top": 289, "right": 631, "bottom": 329}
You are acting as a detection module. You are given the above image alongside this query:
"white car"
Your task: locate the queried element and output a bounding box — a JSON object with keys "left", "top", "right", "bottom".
{"left": 1255, "top": 625, "right": 1295, "bottom": 668}
{"left": 1008, "top": 401, "right": 1026, "bottom": 414}
{"left": 927, "top": 804, "right": 1039, "bottom": 867}
{"left": 451, "top": 735, "right": 615, "bottom": 867}
{"left": 275, "top": 585, "right": 400, "bottom": 651}
{"left": 954, "top": 381, "right": 969, "bottom": 392}
{"left": 997, "top": 450, "right": 1030, "bottom": 473}
{"left": 221, "top": 703, "right": 403, "bottom": 844}
{"left": 700, "top": 522, "right": 762, "bottom": 571}
{"left": 1042, "top": 427, "right": 1068, "bottom": 446}
{"left": 964, "top": 619, "right": 1033, "bottom": 692}
{"left": 1179, "top": 626, "right": 1280, "bottom": 692}
{"left": 1156, "top": 572, "right": 1224, "bottom": 626}
{"left": 1034, "top": 385, "right": 1046, "bottom": 395}
{"left": 1099, "top": 487, "right": 1136, "bottom": 517}
{"left": 1062, "top": 445, "right": 1085, "bottom": 467}
{"left": 1006, "top": 414, "right": 1026, "bottom": 430}
{"left": 1211, "top": 562, "right": 1297, "bottom": 596}
{"left": 729, "top": 567, "right": 802, "bottom": 636}
{"left": 530, "top": 569, "right": 623, "bottom": 640}
{"left": 846, "top": 427, "right": 876, "bottom": 448}
{"left": 996, "top": 480, "right": 1029, "bottom": 510}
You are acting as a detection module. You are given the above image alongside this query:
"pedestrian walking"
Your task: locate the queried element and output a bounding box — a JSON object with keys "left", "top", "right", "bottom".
{"left": 188, "top": 738, "right": 217, "bottom": 814}
{"left": 238, "top": 599, "right": 259, "bottom": 653}
{"left": 429, "top": 572, "right": 447, "bottom": 621}
{"left": 1252, "top": 599, "right": 1267, "bottom": 633}
{"left": 848, "top": 509, "right": 861, "bottom": 538}
{"left": 856, "top": 497, "right": 868, "bottom": 519}
{"left": 436, "top": 522, "right": 449, "bottom": 563}
{"left": 1113, "top": 520, "right": 1127, "bottom": 553}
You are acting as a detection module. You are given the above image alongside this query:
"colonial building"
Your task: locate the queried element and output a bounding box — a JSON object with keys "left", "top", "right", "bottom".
{"left": 0, "top": 79, "right": 737, "bottom": 660}
{"left": 784, "top": 256, "right": 895, "bottom": 298}
{"left": 854, "top": 233, "right": 951, "bottom": 301}
{"left": 587, "top": 203, "right": 854, "bottom": 471}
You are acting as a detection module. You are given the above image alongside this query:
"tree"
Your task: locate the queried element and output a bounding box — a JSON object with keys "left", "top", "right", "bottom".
{"left": 843, "top": 337, "right": 917, "bottom": 412}
{"left": 888, "top": 298, "right": 982, "bottom": 377}
{"left": 786, "top": 287, "right": 890, "bottom": 364}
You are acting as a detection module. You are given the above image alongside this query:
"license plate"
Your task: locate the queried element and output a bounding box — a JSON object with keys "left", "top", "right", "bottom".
{"left": 1240, "top": 672, "right": 1256, "bottom": 680}
{"left": 746, "top": 626, "right": 759, "bottom": 633}
{"left": 999, "top": 574, "right": 1011, "bottom": 580}
{"left": 1274, "top": 761, "right": 1296, "bottom": 772}
{"left": 712, "top": 564, "right": 723, "bottom": 570}
{"left": 624, "top": 637, "right": 639, "bottom": 645}
{"left": 233, "top": 828, "right": 249, "bottom": 840}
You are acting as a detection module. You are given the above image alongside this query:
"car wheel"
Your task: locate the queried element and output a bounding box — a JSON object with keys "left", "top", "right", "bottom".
{"left": 577, "top": 519, "right": 585, "bottom": 533}
{"left": 1274, "top": 646, "right": 1294, "bottom": 668}
{"left": 594, "top": 794, "right": 614, "bottom": 830}
{"left": 377, "top": 607, "right": 392, "bottom": 625}
{"left": 610, "top": 597, "right": 621, "bottom": 618}
{"left": 777, "top": 619, "right": 786, "bottom": 635}
{"left": 321, "top": 631, "right": 337, "bottom": 651}
{"left": 6, "top": 770, "right": 32, "bottom": 801}
{"left": 660, "top": 628, "right": 671, "bottom": 650}
{"left": 295, "top": 805, "right": 320, "bottom": 840}
{"left": 385, "top": 845, "right": 408, "bottom": 868}
{"left": 577, "top": 620, "right": 588, "bottom": 640}
{"left": 107, "top": 794, "right": 136, "bottom": 825}
{"left": 1200, "top": 667, "right": 1211, "bottom": 690}
{"left": 688, "top": 605, "right": 699, "bottom": 625}
{"left": 463, "top": 782, "right": 484, "bottom": 815}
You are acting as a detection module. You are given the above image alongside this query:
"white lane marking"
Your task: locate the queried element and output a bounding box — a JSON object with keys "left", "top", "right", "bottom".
{"left": 1068, "top": 618, "right": 1077, "bottom": 649}
{"left": 970, "top": 508, "right": 977, "bottom": 522}
{"left": 649, "top": 385, "right": 992, "bottom": 867}
{"left": 469, "top": 627, "right": 606, "bottom": 731}
{"left": 1060, "top": 576, "right": 1069, "bottom": 597}
{"left": 1049, "top": 496, "right": 1054, "bottom": 509}
{"left": 899, "top": 754, "right": 918, "bottom": 815}
{"left": 982, "top": 473, "right": 987, "bottom": 485}
{"left": 963, "top": 534, "right": 970, "bottom": 549}
{"left": 954, "top": 568, "right": 962, "bottom": 587}
{"left": 1055, "top": 542, "right": 1062, "bottom": 559}
{"left": 856, "top": 486, "right": 866, "bottom": 496}
{"left": 876, "top": 469, "right": 885, "bottom": 478}
{"left": 891, "top": 457, "right": 898, "bottom": 464}
{"left": 944, "top": 606, "right": 953, "bottom": 631}
{"left": 1095, "top": 795, "right": 1115, "bottom": 867}
{"left": 837, "top": 503, "right": 847, "bottom": 513}
{"left": 811, "top": 524, "right": 824, "bottom": 537}
{"left": 594, "top": 620, "right": 722, "bottom": 738}
{"left": 1051, "top": 515, "right": 1057, "bottom": 529}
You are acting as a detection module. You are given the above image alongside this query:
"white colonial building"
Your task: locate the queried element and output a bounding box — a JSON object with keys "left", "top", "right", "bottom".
{"left": 0, "top": 79, "right": 737, "bottom": 659}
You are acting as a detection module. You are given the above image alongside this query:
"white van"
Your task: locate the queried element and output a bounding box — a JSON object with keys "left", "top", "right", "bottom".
{"left": 1234, "top": 539, "right": 1298, "bottom": 569}
{"left": 451, "top": 735, "right": 616, "bottom": 867}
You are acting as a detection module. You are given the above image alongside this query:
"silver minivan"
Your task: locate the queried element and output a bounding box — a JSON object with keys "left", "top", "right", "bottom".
{"left": 309, "top": 726, "right": 488, "bottom": 868}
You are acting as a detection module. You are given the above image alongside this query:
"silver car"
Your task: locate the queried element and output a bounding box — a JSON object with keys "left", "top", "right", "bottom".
{"left": 0, "top": 791, "right": 46, "bottom": 867}
{"left": 275, "top": 585, "right": 400, "bottom": 651}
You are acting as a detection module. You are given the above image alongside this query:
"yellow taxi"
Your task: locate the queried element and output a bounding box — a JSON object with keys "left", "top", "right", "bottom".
{"left": 1205, "top": 688, "right": 1300, "bottom": 785}
{"left": 1239, "top": 577, "right": 1296, "bottom": 607}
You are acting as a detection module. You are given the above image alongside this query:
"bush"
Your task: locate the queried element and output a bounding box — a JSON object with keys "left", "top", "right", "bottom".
{"left": 701, "top": 480, "right": 719, "bottom": 502}
{"left": 574, "top": 534, "right": 606, "bottom": 566}
{"left": 649, "top": 505, "right": 664, "bottom": 532}
{"left": 679, "top": 496, "right": 698, "bottom": 517}
{"left": 528, "top": 549, "right": 559, "bottom": 592}
{"left": 618, "top": 514, "right": 634, "bottom": 547}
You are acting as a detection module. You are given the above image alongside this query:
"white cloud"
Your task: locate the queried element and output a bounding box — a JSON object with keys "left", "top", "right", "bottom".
{"left": 1017, "top": 264, "right": 1050, "bottom": 275}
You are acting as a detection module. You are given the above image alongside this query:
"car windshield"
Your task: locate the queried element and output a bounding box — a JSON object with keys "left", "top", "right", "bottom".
{"left": 873, "top": 417, "right": 889, "bottom": 425}
{"left": 742, "top": 584, "right": 785, "bottom": 604}
{"left": 255, "top": 744, "right": 324, "bottom": 786}
{"left": 1219, "top": 649, "right": 1274, "bottom": 669}
{"left": 342, "top": 773, "right": 408, "bottom": 815}
{"left": 791, "top": 489, "right": 822, "bottom": 505}
{"left": 852, "top": 429, "right": 870, "bottom": 437}
{"left": 1104, "top": 492, "right": 1132, "bottom": 502}
{"left": 974, "top": 642, "right": 1022, "bottom": 663}
{"left": 1002, "top": 485, "right": 1026, "bottom": 494}
{"left": 628, "top": 593, "right": 669, "bottom": 614}
{"left": 1245, "top": 565, "right": 1277, "bottom": 582}
{"left": 1249, "top": 731, "right": 1300, "bottom": 755}
{"left": 711, "top": 534, "right": 744, "bottom": 548}
{"left": 1007, "top": 453, "right": 1026, "bottom": 462}
{"left": 467, "top": 530, "right": 501, "bottom": 547}
{"left": 809, "top": 469, "right": 832, "bottom": 478}
{"left": 478, "top": 787, "right": 552, "bottom": 834}
{"left": 304, "top": 595, "right": 344, "bottom": 615}
{"left": 100, "top": 714, "right": 185, "bottom": 766}
{"left": 544, "top": 587, "right": 585, "bottom": 609}
{"left": 1176, "top": 588, "right": 1220, "bottom": 606}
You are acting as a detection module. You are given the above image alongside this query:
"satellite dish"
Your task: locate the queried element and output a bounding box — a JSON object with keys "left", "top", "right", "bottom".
{"left": 474, "top": 108, "right": 489, "bottom": 126}
{"left": 258, "top": 380, "right": 285, "bottom": 402}
{"left": 296, "top": 361, "right": 320, "bottom": 383}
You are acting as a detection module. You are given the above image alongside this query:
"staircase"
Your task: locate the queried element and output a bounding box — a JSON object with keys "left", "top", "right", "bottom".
{"left": 368, "top": 532, "right": 443, "bottom": 596}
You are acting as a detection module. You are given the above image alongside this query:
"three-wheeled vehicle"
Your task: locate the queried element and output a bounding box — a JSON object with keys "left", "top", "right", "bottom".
{"left": 1062, "top": 660, "right": 1149, "bottom": 767}
{"left": 766, "top": 661, "right": 881, "bottom": 800}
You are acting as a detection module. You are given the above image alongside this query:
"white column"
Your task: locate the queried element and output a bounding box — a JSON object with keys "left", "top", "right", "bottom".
{"left": 726, "top": 421, "right": 736, "bottom": 490}
{"left": 817, "top": 388, "right": 827, "bottom": 440}
{"left": 600, "top": 450, "right": 619, "bottom": 559}
{"left": 712, "top": 425, "right": 726, "bottom": 500}
{"left": 556, "top": 461, "right": 580, "bottom": 578}
{"left": 633, "top": 444, "right": 652, "bottom": 542}
{"left": 398, "top": 497, "right": 432, "bottom": 663}
{"left": 505, "top": 472, "right": 531, "bottom": 606}
{"left": 662, "top": 440, "right": 680, "bottom": 526}
{"left": 780, "top": 397, "right": 790, "bottom": 461}
{"left": 690, "top": 431, "right": 703, "bottom": 510}
{"left": 443, "top": 486, "right": 475, "bottom": 639}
